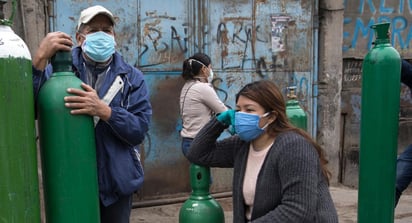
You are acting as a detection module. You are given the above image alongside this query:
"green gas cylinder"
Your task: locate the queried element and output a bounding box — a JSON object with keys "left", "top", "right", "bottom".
{"left": 286, "top": 86, "right": 307, "bottom": 130}
{"left": 0, "top": 1, "right": 41, "bottom": 222}
{"left": 179, "top": 164, "right": 225, "bottom": 223}
{"left": 37, "top": 51, "right": 100, "bottom": 223}
{"left": 358, "top": 22, "right": 401, "bottom": 223}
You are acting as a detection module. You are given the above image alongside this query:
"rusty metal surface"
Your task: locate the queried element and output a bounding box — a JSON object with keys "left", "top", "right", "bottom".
{"left": 209, "top": 0, "right": 312, "bottom": 72}
{"left": 48, "top": 0, "right": 315, "bottom": 202}
{"left": 137, "top": 0, "right": 189, "bottom": 70}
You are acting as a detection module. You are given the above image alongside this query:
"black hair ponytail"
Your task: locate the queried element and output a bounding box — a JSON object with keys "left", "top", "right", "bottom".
{"left": 181, "top": 53, "right": 211, "bottom": 80}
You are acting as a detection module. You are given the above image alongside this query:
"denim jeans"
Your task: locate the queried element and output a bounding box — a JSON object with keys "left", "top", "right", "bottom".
{"left": 100, "top": 195, "right": 133, "bottom": 223}
{"left": 181, "top": 137, "right": 193, "bottom": 158}
{"left": 181, "top": 137, "right": 213, "bottom": 184}
{"left": 395, "top": 144, "right": 412, "bottom": 206}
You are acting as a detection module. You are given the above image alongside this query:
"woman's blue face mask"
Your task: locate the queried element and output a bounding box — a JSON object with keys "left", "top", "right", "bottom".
{"left": 234, "top": 112, "right": 270, "bottom": 142}
{"left": 81, "top": 31, "right": 116, "bottom": 62}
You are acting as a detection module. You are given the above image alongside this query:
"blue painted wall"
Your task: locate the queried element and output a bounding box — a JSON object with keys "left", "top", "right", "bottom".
{"left": 53, "top": 0, "right": 316, "bottom": 200}
{"left": 343, "top": 0, "right": 412, "bottom": 58}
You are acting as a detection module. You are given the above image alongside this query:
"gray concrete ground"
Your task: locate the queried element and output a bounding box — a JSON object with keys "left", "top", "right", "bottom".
{"left": 131, "top": 185, "right": 412, "bottom": 223}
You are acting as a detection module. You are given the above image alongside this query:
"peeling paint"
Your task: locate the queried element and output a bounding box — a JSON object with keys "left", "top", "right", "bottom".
{"left": 51, "top": 0, "right": 315, "bottom": 202}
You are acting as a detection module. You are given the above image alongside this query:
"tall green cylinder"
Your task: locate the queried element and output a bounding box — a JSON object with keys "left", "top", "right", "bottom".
{"left": 358, "top": 22, "right": 401, "bottom": 223}
{"left": 179, "top": 164, "right": 225, "bottom": 223}
{"left": 286, "top": 86, "right": 307, "bottom": 130}
{"left": 37, "top": 51, "right": 100, "bottom": 223}
{"left": 0, "top": 23, "right": 41, "bottom": 223}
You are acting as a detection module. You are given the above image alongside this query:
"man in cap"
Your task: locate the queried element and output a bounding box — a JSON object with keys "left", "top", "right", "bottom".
{"left": 32, "top": 5, "right": 152, "bottom": 223}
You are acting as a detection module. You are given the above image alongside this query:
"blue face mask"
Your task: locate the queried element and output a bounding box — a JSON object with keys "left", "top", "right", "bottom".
{"left": 81, "top": 31, "right": 116, "bottom": 62}
{"left": 234, "top": 112, "right": 270, "bottom": 142}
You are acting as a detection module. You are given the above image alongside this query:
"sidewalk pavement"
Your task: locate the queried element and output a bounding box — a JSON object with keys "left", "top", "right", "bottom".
{"left": 132, "top": 185, "right": 412, "bottom": 223}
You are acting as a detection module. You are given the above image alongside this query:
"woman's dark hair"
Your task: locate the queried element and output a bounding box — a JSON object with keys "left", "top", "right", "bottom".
{"left": 236, "top": 80, "right": 331, "bottom": 183}
{"left": 181, "top": 53, "right": 211, "bottom": 80}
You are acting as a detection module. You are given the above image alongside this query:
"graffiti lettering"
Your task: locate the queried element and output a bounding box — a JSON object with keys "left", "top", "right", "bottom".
{"left": 352, "top": 0, "right": 412, "bottom": 14}
{"left": 343, "top": 15, "right": 412, "bottom": 51}
{"left": 256, "top": 57, "right": 268, "bottom": 77}
{"left": 139, "top": 11, "right": 192, "bottom": 68}
{"left": 232, "top": 22, "right": 248, "bottom": 44}
{"left": 344, "top": 0, "right": 412, "bottom": 51}
{"left": 216, "top": 21, "right": 270, "bottom": 71}
{"left": 344, "top": 74, "right": 362, "bottom": 82}
{"left": 171, "top": 26, "right": 187, "bottom": 53}
{"left": 142, "top": 10, "right": 177, "bottom": 22}
{"left": 210, "top": 77, "right": 230, "bottom": 107}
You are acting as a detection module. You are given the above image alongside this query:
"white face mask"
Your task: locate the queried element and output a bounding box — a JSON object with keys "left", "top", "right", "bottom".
{"left": 208, "top": 68, "right": 214, "bottom": 83}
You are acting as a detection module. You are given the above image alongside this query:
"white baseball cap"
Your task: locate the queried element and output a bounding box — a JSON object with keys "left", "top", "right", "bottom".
{"left": 77, "top": 5, "right": 115, "bottom": 30}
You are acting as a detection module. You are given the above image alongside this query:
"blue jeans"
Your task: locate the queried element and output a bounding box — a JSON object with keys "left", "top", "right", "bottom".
{"left": 181, "top": 137, "right": 212, "bottom": 184}
{"left": 396, "top": 144, "right": 412, "bottom": 206}
{"left": 181, "top": 137, "right": 193, "bottom": 158}
{"left": 100, "top": 195, "right": 133, "bottom": 223}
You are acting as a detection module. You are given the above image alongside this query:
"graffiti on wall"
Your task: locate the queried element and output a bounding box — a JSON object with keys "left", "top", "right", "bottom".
{"left": 138, "top": 10, "right": 190, "bottom": 69}
{"left": 137, "top": 8, "right": 311, "bottom": 123}
{"left": 343, "top": 0, "right": 412, "bottom": 57}
{"left": 214, "top": 16, "right": 297, "bottom": 73}
{"left": 215, "top": 19, "right": 271, "bottom": 71}
{"left": 138, "top": 11, "right": 302, "bottom": 76}
{"left": 138, "top": 15, "right": 274, "bottom": 72}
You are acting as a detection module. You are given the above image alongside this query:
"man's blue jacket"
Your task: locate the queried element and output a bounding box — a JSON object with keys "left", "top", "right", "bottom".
{"left": 33, "top": 47, "right": 152, "bottom": 206}
{"left": 402, "top": 59, "right": 412, "bottom": 90}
